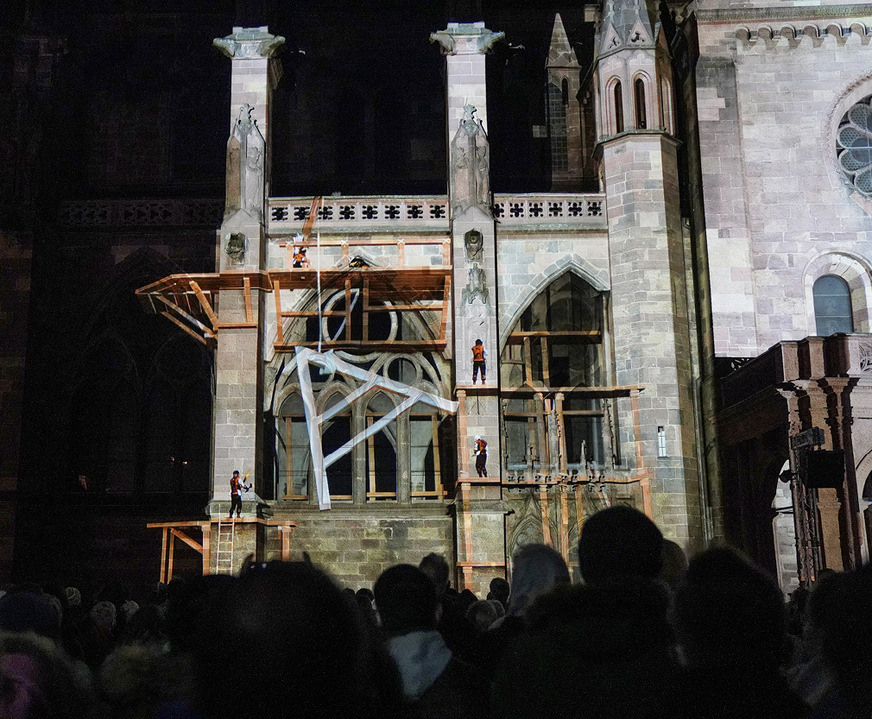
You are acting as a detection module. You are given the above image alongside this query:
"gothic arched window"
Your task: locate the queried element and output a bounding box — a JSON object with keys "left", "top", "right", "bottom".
{"left": 813, "top": 274, "right": 854, "bottom": 335}
{"left": 501, "top": 273, "right": 608, "bottom": 475}
{"left": 634, "top": 78, "right": 647, "bottom": 129}
{"left": 613, "top": 82, "right": 624, "bottom": 134}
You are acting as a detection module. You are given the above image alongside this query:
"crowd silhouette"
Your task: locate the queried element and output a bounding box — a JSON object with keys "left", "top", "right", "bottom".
{"left": 1, "top": 505, "right": 870, "bottom": 718}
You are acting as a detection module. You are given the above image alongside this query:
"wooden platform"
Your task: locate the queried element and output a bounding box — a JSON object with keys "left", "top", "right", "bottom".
{"left": 146, "top": 517, "right": 297, "bottom": 584}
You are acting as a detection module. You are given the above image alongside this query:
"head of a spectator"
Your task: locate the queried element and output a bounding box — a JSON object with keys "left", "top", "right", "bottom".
{"left": 0, "top": 630, "right": 96, "bottom": 719}
{"left": 806, "top": 563, "right": 872, "bottom": 715}
{"left": 418, "top": 553, "right": 450, "bottom": 600}
{"left": 89, "top": 601, "right": 117, "bottom": 634}
{"left": 578, "top": 505, "right": 663, "bottom": 584}
{"left": 507, "top": 543, "right": 570, "bottom": 618}
{"left": 487, "top": 577, "right": 510, "bottom": 610}
{"left": 0, "top": 590, "right": 61, "bottom": 642}
{"left": 672, "top": 546, "right": 787, "bottom": 670}
{"left": 375, "top": 564, "right": 440, "bottom": 636}
{"left": 466, "top": 599, "right": 504, "bottom": 633}
{"left": 195, "top": 560, "right": 397, "bottom": 719}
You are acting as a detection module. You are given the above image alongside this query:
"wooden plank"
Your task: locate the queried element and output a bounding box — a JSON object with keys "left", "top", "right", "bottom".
{"left": 457, "top": 391, "right": 469, "bottom": 478}
{"left": 170, "top": 528, "right": 203, "bottom": 555}
{"left": 539, "top": 485, "right": 552, "bottom": 546}
{"left": 201, "top": 524, "right": 211, "bottom": 576}
{"left": 439, "top": 276, "right": 450, "bottom": 343}
{"left": 559, "top": 488, "right": 570, "bottom": 566}
{"left": 168, "top": 531, "right": 176, "bottom": 583}
{"left": 189, "top": 280, "right": 219, "bottom": 328}
{"left": 367, "top": 416, "right": 377, "bottom": 499}
{"left": 215, "top": 321, "right": 258, "bottom": 329}
{"left": 344, "top": 279, "right": 352, "bottom": 343}
{"left": 280, "top": 526, "right": 291, "bottom": 560}
{"left": 432, "top": 415, "right": 442, "bottom": 499}
{"left": 155, "top": 294, "right": 215, "bottom": 337}
{"left": 243, "top": 276, "right": 254, "bottom": 324}
{"left": 273, "top": 278, "right": 284, "bottom": 345}
{"left": 541, "top": 336, "right": 551, "bottom": 387}
{"left": 161, "top": 311, "right": 208, "bottom": 346}
{"left": 278, "top": 236, "right": 450, "bottom": 248}
{"left": 500, "top": 385, "right": 645, "bottom": 398}
{"left": 159, "top": 527, "right": 168, "bottom": 584}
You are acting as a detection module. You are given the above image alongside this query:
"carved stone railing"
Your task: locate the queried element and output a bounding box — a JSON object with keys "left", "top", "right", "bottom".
{"left": 268, "top": 196, "right": 450, "bottom": 234}
{"left": 58, "top": 199, "right": 223, "bottom": 227}
{"left": 267, "top": 193, "right": 607, "bottom": 235}
{"left": 492, "top": 193, "right": 606, "bottom": 228}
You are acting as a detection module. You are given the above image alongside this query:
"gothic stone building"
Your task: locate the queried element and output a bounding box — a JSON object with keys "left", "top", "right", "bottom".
{"left": 4, "top": 0, "right": 872, "bottom": 595}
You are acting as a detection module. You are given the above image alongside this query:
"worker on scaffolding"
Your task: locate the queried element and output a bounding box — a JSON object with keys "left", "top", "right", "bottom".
{"left": 474, "top": 435, "right": 488, "bottom": 477}
{"left": 229, "top": 470, "right": 247, "bottom": 519}
{"left": 292, "top": 246, "right": 310, "bottom": 268}
{"left": 472, "top": 338, "right": 487, "bottom": 384}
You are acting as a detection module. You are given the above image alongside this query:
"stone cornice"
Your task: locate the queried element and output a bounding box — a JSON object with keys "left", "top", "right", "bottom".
{"left": 696, "top": 4, "right": 871, "bottom": 24}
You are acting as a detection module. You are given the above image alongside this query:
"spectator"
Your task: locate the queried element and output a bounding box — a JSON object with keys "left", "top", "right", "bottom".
{"left": 671, "top": 546, "right": 808, "bottom": 718}
{"left": 194, "top": 561, "right": 403, "bottom": 719}
{"left": 578, "top": 505, "right": 663, "bottom": 584}
{"left": 375, "top": 564, "right": 487, "bottom": 718}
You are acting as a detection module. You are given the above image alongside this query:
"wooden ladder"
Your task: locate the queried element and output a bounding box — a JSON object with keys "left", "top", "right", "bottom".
{"left": 215, "top": 518, "right": 237, "bottom": 575}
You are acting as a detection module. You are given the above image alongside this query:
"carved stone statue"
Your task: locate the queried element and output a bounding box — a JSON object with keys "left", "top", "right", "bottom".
{"left": 225, "top": 232, "right": 246, "bottom": 263}
{"left": 224, "top": 104, "right": 266, "bottom": 221}
{"left": 464, "top": 229, "right": 484, "bottom": 262}
{"left": 462, "top": 265, "right": 489, "bottom": 305}
{"left": 450, "top": 105, "right": 491, "bottom": 217}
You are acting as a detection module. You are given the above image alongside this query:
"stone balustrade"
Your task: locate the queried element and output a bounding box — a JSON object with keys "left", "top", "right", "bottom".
{"left": 267, "top": 192, "right": 607, "bottom": 235}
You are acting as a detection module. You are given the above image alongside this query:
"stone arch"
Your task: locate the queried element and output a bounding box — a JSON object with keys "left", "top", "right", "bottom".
{"left": 499, "top": 255, "right": 609, "bottom": 351}
{"left": 631, "top": 71, "right": 652, "bottom": 130}
{"left": 604, "top": 76, "right": 624, "bottom": 136}
{"left": 853, "top": 447, "right": 872, "bottom": 563}
{"left": 803, "top": 251, "right": 872, "bottom": 334}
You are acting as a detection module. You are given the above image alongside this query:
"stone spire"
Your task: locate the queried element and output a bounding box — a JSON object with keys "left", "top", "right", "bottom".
{"left": 547, "top": 13, "right": 579, "bottom": 69}
{"left": 598, "top": 0, "right": 657, "bottom": 57}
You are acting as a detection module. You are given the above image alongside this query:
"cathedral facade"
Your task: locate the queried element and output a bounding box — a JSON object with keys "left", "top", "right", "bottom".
{"left": 4, "top": 0, "right": 872, "bottom": 594}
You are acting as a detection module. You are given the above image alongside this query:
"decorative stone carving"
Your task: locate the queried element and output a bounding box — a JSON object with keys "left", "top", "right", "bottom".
{"left": 429, "top": 31, "right": 456, "bottom": 55}
{"left": 477, "top": 29, "right": 506, "bottom": 54}
{"left": 464, "top": 229, "right": 484, "bottom": 262}
{"left": 225, "top": 104, "right": 266, "bottom": 220}
{"left": 462, "top": 265, "right": 489, "bottom": 305}
{"left": 859, "top": 342, "right": 872, "bottom": 373}
{"left": 450, "top": 105, "right": 491, "bottom": 216}
{"left": 225, "top": 232, "right": 246, "bottom": 263}
{"left": 213, "top": 27, "right": 285, "bottom": 60}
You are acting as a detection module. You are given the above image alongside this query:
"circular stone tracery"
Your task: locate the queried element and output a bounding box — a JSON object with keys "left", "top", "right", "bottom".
{"left": 837, "top": 96, "right": 872, "bottom": 197}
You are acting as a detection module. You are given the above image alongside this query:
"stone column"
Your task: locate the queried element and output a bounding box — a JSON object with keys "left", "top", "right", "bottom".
{"left": 433, "top": 22, "right": 507, "bottom": 595}
{"left": 209, "top": 28, "right": 283, "bottom": 514}
{"left": 602, "top": 132, "right": 701, "bottom": 548}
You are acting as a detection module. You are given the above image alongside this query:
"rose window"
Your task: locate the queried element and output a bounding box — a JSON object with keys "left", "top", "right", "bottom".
{"left": 837, "top": 96, "right": 872, "bottom": 197}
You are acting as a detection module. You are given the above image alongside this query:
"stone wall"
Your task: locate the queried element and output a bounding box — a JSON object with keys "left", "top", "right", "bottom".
{"left": 269, "top": 504, "right": 456, "bottom": 591}
{"left": 696, "top": 10, "right": 872, "bottom": 357}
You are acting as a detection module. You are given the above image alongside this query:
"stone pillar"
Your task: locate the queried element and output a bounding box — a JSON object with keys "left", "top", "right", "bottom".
{"left": 434, "top": 22, "right": 507, "bottom": 595}
{"left": 602, "top": 132, "right": 700, "bottom": 548}
{"left": 210, "top": 28, "right": 283, "bottom": 514}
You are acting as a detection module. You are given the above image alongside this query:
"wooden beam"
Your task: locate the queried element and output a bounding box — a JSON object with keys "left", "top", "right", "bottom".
{"left": 170, "top": 528, "right": 203, "bottom": 555}
{"left": 189, "top": 280, "right": 219, "bottom": 328}
{"left": 243, "top": 276, "right": 254, "bottom": 323}
{"left": 161, "top": 311, "right": 207, "bottom": 346}
{"left": 539, "top": 484, "right": 552, "bottom": 547}
{"left": 439, "top": 276, "right": 450, "bottom": 343}
{"left": 273, "top": 278, "right": 284, "bottom": 345}
{"left": 159, "top": 527, "right": 168, "bottom": 585}
{"left": 202, "top": 524, "right": 211, "bottom": 576}
{"left": 168, "top": 531, "right": 176, "bottom": 583}
{"left": 155, "top": 293, "right": 215, "bottom": 337}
